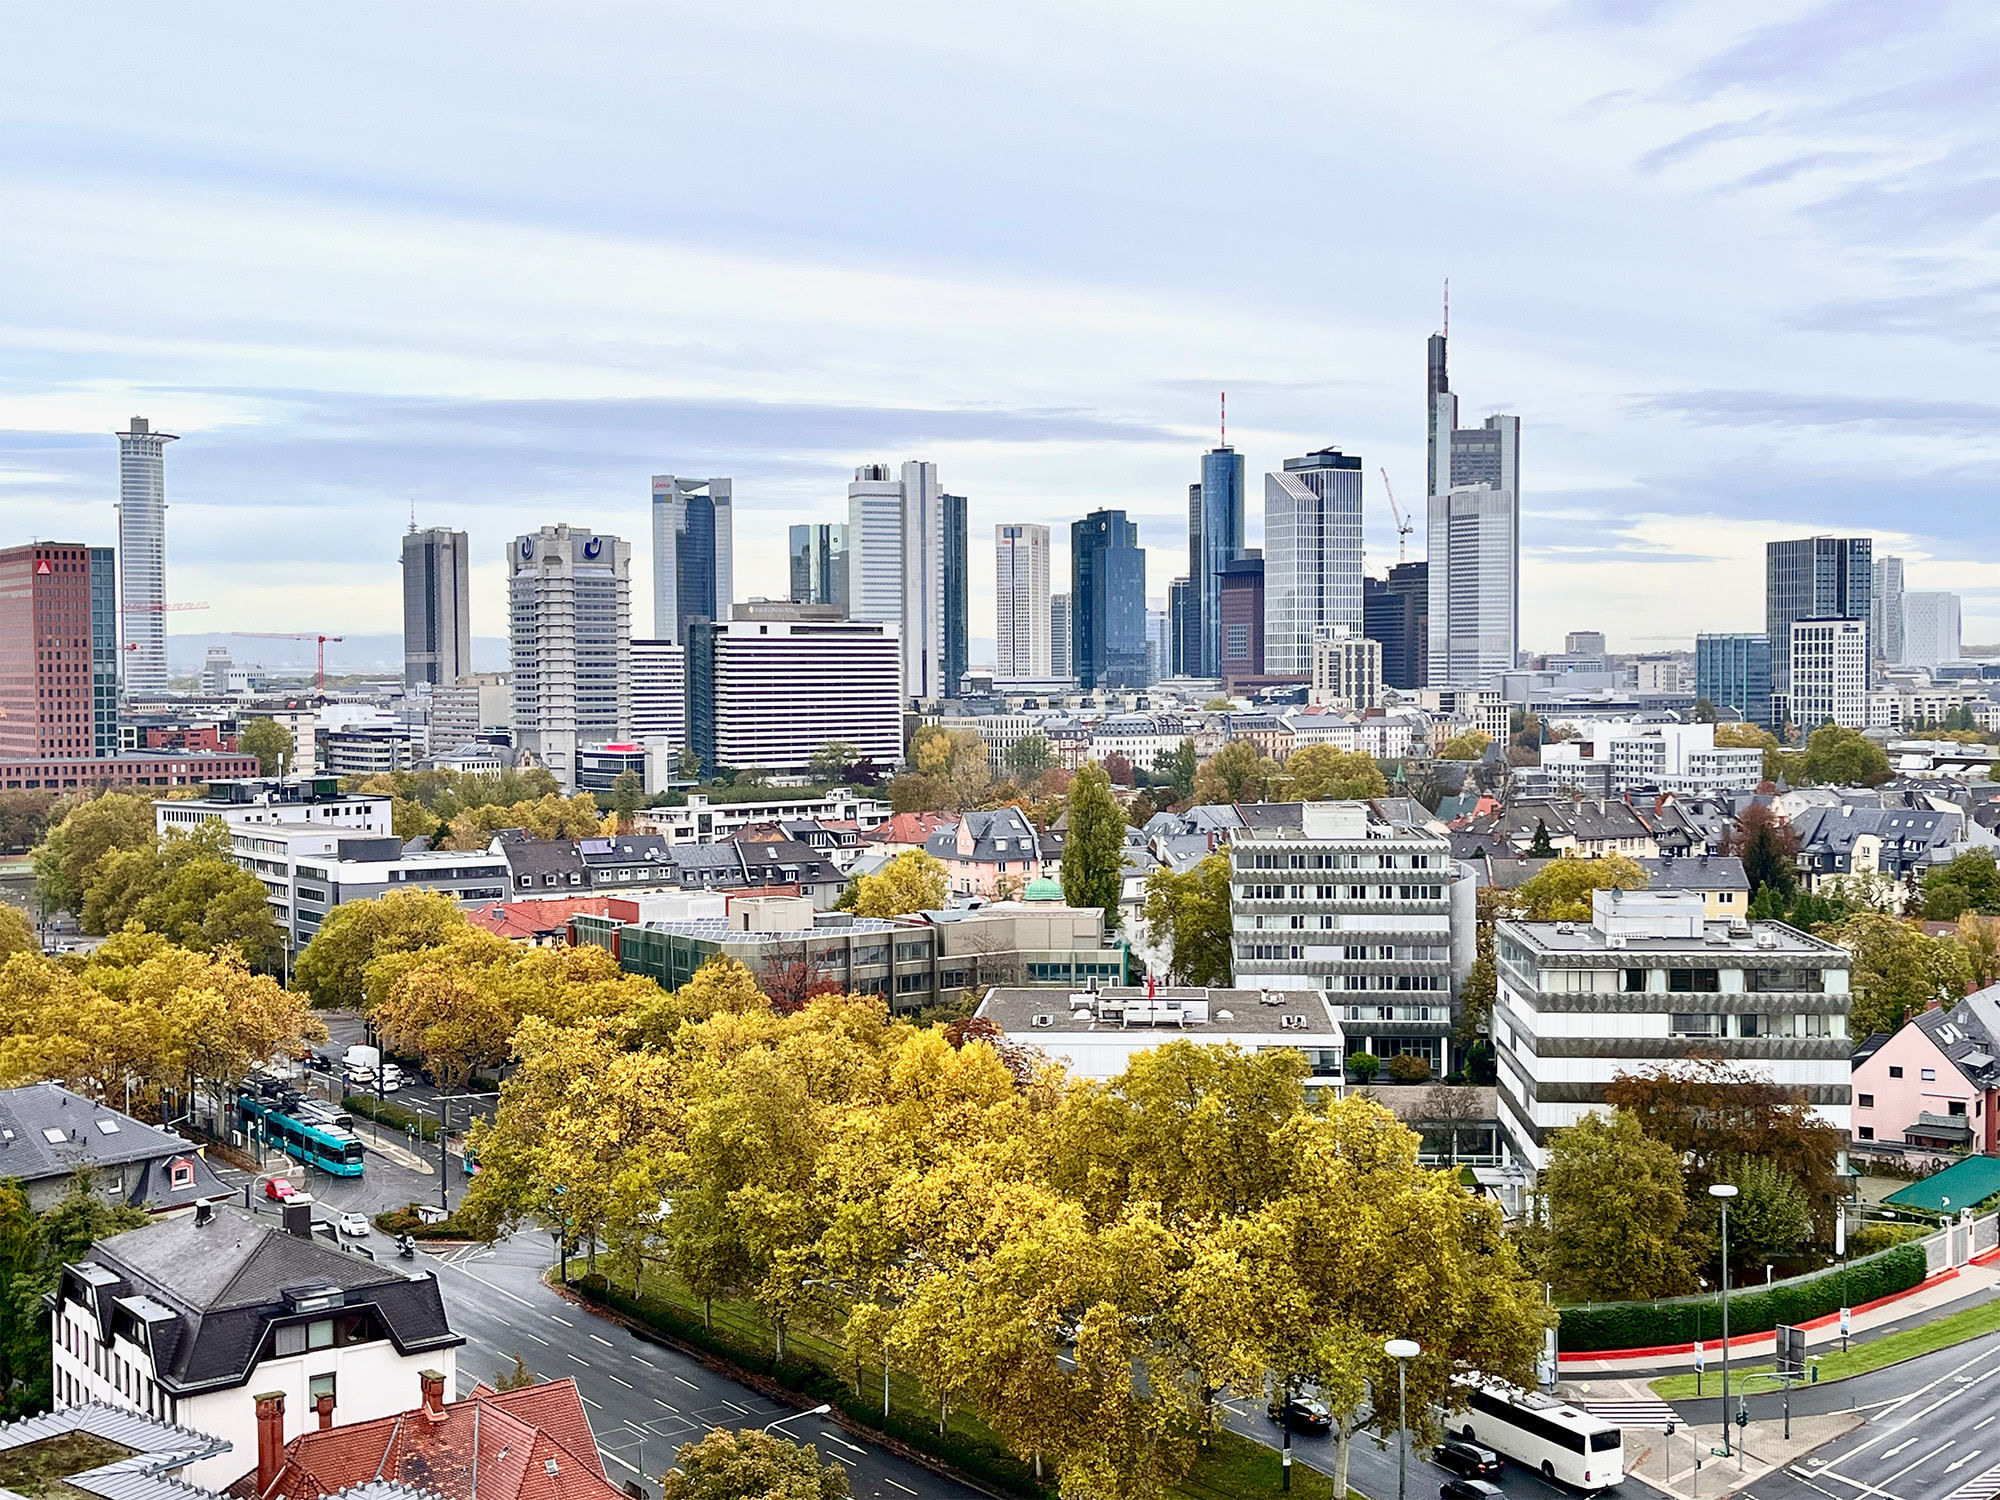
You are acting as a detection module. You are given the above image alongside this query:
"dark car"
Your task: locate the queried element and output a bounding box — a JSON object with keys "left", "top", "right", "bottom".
{"left": 1434, "top": 1441, "right": 1504, "bottom": 1479}
{"left": 1440, "top": 1481, "right": 1504, "bottom": 1500}
{"left": 1266, "top": 1396, "right": 1332, "bottom": 1434}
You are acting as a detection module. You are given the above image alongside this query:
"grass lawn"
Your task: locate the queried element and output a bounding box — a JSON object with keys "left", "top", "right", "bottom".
{"left": 1649, "top": 1294, "right": 2000, "bottom": 1400}
{"left": 0, "top": 1434, "right": 136, "bottom": 1498}
{"left": 1179, "top": 1430, "right": 1347, "bottom": 1500}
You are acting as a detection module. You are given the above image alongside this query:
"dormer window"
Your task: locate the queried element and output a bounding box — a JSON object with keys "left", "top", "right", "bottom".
{"left": 170, "top": 1159, "right": 194, "bottom": 1189}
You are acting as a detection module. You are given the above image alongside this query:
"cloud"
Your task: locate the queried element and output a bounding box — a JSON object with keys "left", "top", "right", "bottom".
{"left": 1634, "top": 114, "right": 1775, "bottom": 175}
{"left": 1663, "top": 0, "right": 1951, "bottom": 100}
{"left": 1635, "top": 388, "right": 2000, "bottom": 436}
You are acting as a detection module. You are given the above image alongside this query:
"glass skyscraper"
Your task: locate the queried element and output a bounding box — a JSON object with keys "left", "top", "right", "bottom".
{"left": 1695, "top": 633, "right": 1774, "bottom": 728}
{"left": 116, "top": 416, "right": 176, "bottom": 697}
{"left": 1363, "top": 561, "right": 1429, "bottom": 691}
{"left": 789, "top": 523, "right": 848, "bottom": 612}
{"left": 942, "top": 493, "right": 968, "bottom": 698}
{"left": 1765, "top": 535, "right": 1870, "bottom": 694}
{"left": 1264, "top": 448, "right": 1364, "bottom": 674}
{"left": 1192, "top": 447, "right": 1245, "bottom": 678}
{"left": 401, "top": 526, "right": 472, "bottom": 687}
{"left": 1073, "top": 510, "right": 1148, "bottom": 690}
{"left": 652, "top": 476, "right": 733, "bottom": 646}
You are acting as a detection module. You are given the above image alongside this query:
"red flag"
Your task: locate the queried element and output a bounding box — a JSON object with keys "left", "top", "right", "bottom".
{"left": 1147, "top": 970, "right": 1156, "bottom": 999}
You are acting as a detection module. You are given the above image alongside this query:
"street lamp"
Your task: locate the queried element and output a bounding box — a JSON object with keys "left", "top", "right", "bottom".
{"left": 1710, "top": 1183, "right": 1739, "bottom": 1458}
{"left": 762, "top": 1404, "right": 832, "bottom": 1436}
{"left": 551, "top": 1228, "right": 566, "bottom": 1285}
{"left": 1385, "top": 1339, "right": 1421, "bottom": 1500}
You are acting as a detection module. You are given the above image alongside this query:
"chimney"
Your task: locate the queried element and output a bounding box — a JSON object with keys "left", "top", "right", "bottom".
{"left": 420, "top": 1369, "right": 445, "bottom": 1417}
{"left": 315, "top": 1392, "right": 335, "bottom": 1431}
{"left": 255, "top": 1391, "right": 286, "bottom": 1498}
{"left": 282, "top": 1201, "right": 312, "bottom": 1239}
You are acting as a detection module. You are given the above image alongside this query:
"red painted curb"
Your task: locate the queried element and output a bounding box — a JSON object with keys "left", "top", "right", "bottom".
{"left": 1557, "top": 1266, "right": 1962, "bottom": 1366}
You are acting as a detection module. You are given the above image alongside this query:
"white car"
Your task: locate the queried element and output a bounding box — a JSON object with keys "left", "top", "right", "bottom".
{"left": 337, "top": 1212, "right": 371, "bottom": 1238}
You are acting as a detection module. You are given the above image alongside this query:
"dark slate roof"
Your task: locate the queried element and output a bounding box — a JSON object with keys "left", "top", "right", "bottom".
{"left": 925, "top": 807, "right": 1042, "bottom": 864}
{"left": 1638, "top": 854, "right": 1750, "bottom": 892}
{"left": 73, "top": 1207, "right": 460, "bottom": 1395}
{"left": 495, "top": 834, "right": 588, "bottom": 882}
{"left": 578, "top": 834, "right": 673, "bottom": 869}
{"left": 1849, "top": 1032, "right": 1893, "bottom": 1067}
{"left": 1914, "top": 985, "right": 2000, "bottom": 1092}
{"left": 0, "top": 1084, "right": 230, "bottom": 1209}
{"left": 1789, "top": 805, "right": 1963, "bottom": 872}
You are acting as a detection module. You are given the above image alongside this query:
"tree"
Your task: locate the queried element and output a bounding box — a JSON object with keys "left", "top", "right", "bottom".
{"left": 1726, "top": 805, "right": 1798, "bottom": 900}
{"left": 887, "top": 774, "right": 949, "bottom": 814}
{"left": 1191, "top": 741, "right": 1270, "bottom": 805}
{"left": 0, "top": 1176, "right": 147, "bottom": 1417}
{"left": 1921, "top": 851, "right": 2000, "bottom": 922}
{"left": 1283, "top": 744, "right": 1388, "bottom": 802}
{"left": 1829, "top": 912, "right": 1974, "bottom": 1038}
{"left": 1710, "top": 1155, "right": 1813, "bottom": 1275}
{"left": 373, "top": 965, "right": 513, "bottom": 1091}
{"left": 809, "top": 741, "right": 861, "bottom": 783}
{"left": 1006, "top": 734, "right": 1056, "bottom": 781}
{"left": 1514, "top": 852, "right": 1647, "bottom": 921}
{"left": 1060, "top": 763, "right": 1125, "bottom": 931}
{"left": 610, "top": 770, "right": 646, "bottom": 826}
{"left": 1437, "top": 729, "right": 1491, "bottom": 761}
{"left": 132, "top": 855, "right": 286, "bottom": 970}
{"left": 1716, "top": 721, "right": 1785, "bottom": 782}
{"left": 0, "top": 792, "right": 60, "bottom": 855}
{"left": 293, "top": 889, "right": 469, "bottom": 1010}
{"left": 1956, "top": 914, "right": 2000, "bottom": 991}
{"left": 1795, "top": 726, "right": 1892, "bottom": 787}
{"left": 237, "top": 718, "right": 295, "bottom": 776}
{"left": 1384, "top": 1053, "right": 1432, "bottom": 1083}
{"left": 1140, "top": 855, "right": 1233, "bottom": 986}
{"left": 1344, "top": 1051, "right": 1380, "bottom": 1083}
{"left": 1694, "top": 697, "right": 1718, "bottom": 723}
{"left": 1538, "top": 1110, "right": 1696, "bottom": 1302}
{"left": 494, "top": 1353, "right": 535, "bottom": 1391}
{"left": 677, "top": 748, "right": 703, "bottom": 781}
{"left": 908, "top": 725, "right": 992, "bottom": 809}
{"left": 0, "top": 908, "right": 35, "bottom": 962}
{"left": 851, "top": 850, "right": 949, "bottom": 918}
{"left": 1125, "top": 791, "right": 1159, "bottom": 828}
{"left": 1525, "top": 819, "right": 1555, "bottom": 858}
{"left": 660, "top": 1427, "right": 850, "bottom": 1500}
{"left": 33, "top": 793, "right": 156, "bottom": 916}
{"left": 1154, "top": 740, "right": 1198, "bottom": 806}
{"left": 1101, "top": 752, "right": 1134, "bottom": 787}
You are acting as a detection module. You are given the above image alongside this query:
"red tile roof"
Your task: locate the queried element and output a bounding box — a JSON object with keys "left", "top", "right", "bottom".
{"left": 861, "top": 812, "right": 957, "bottom": 846}
{"left": 240, "top": 1379, "right": 618, "bottom": 1500}
{"left": 463, "top": 898, "right": 640, "bottom": 942}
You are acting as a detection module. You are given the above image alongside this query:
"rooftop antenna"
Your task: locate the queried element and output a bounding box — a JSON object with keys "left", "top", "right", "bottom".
{"left": 1220, "top": 390, "right": 1226, "bottom": 448}
{"left": 408, "top": 500, "right": 417, "bottom": 535}
{"left": 1443, "top": 278, "right": 1449, "bottom": 339}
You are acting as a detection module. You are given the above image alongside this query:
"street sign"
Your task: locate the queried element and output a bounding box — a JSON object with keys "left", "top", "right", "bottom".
{"left": 1839, "top": 1306, "right": 1851, "bottom": 1339}
{"left": 1693, "top": 1340, "right": 1705, "bottom": 1372}
{"left": 1776, "top": 1324, "right": 1807, "bottom": 1379}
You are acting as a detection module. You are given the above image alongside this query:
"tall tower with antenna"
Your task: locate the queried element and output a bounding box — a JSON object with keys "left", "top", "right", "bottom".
{"left": 401, "top": 521, "right": 473, "bottom": 687}
{"left": 115, "top": 416, "right": 177, "bottom": 697}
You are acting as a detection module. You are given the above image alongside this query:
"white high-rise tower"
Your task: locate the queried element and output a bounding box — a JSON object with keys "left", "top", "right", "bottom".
{"left": 116, "top": 416, "right": 177, "bottom": 696}
{"left": 1424, "top": 325, "right": 1520, "bottom": 685}
{"left": 847, "top": 461, "right": 945, "bottom": 699}
{"left": 995, "top": 524, "right": 1051, "bottom": 677}
{"left": 508, "top": 524, "right": 632, "bottom": 790}
{"left": 1263, "top": 448, "right": 1364, "bottom": 673}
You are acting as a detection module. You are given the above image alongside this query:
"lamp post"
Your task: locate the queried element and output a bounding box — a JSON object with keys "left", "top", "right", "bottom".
{"left": 551, "top": 1228, "right": 566, "bottom": 1285}
{"left": 1385, "top": 1339, "right": 1421, "bottom": 1500}
{"left": 762, "top": 1404, "right": 832, "bottom": 1437}
{"left": 1710, "top": 1183, "right": 1739, "bottom": 1458}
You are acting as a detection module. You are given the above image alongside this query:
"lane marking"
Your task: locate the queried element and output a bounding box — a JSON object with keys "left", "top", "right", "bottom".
{"left": 567, "top": 1353, "right": 589, "bottom": 1366}
{"left": 826, "top": 1454, "right": 854, "bottom": 1468}
{"left": 1883, "top": 1442, "right": 1955, "bottom": 1487}
{"left": 722, "top": 1400, "right": 750, "bottom": 1415}
{"left": 1946, "top": 1452, "right": 1984, "bottom": 1473}
{"left": 608, "top": 1375, "right": 633, "bottom": 1389}
{"left": 819, "top": 1431, "right": 866, "bottom": 1454}
{"left": 632, "top": 1355, "right": 656, "bottom": 1368}
{"left": 589, "top": 1333, "right": 614, "bottom": 1347}
{"left": 674, "top": 1376, "right": 699, "bottom": 1390}
{"left": 549, "top": 1314, "right": 574, "bottom": 1327}
{"left": 582, "top": 1396, "right": 602, "bottom": 1410}
{"left": 1885, "top": 1441, "right": 1918, "bottom": 1459}
{"left": 437, "top": 1261, "right": 536, "bottom": 1309}
{"left": 602, "top": 1451, "right": 639, "bottom": 1476}
{"left": 882, "top": 1480, "right": 918, "bottom": 1496}
{"left": 654, "top": 1399, "right": 675, "bottom": 1411}
{"left": 1979, "top": 1417, "right": 2000, "bottom": 1432}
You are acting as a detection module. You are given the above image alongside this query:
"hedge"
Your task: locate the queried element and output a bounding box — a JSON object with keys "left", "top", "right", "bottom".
{"left": 373, "top": 1203, "right": 478, "bottom": 1240}
{"left": 1557, "top": 1241, "right": 1929, "bottom": 1352}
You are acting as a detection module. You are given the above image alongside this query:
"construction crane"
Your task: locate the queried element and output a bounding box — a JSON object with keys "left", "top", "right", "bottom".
{"left": 123, "top": 601, "right": 210, "bottom": 613}
{"left": 231, "top": 632, "right": 345, "bottom": 693}
{"left": 1379, "top": 468, "right": 1415, "bottom": 563}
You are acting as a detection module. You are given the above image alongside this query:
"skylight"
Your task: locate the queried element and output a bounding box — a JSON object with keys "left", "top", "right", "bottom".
{"left": 42, "top": 1128, "right": 67, "bottom": 1145}
{"left": 95, "top": 1119, "right": 121, "bottom": 1134}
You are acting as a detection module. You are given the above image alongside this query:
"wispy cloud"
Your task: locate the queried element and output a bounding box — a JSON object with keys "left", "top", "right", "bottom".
{"left": 1634, "top": 114, "right": 1775, "bottom": 174}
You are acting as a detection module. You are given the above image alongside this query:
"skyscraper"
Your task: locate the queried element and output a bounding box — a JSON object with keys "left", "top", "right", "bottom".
{"left": 1695, "top": 633, "right": 1774, "bottom": 728}
{"left": 630, "top": 639, "right": 688, "bottom": 754}
{"left": 1050, "top": 593, "right": 1073, "bottom": 680}
{"left": 0, "top": 542, "right": 119, "bottom": 759}
{"left": 1423, "top": 330, "right": 1520, "bottom": 686}
{"left": 651, "top": 476, "right": 733, "bottom": 646}
{"left": 1363, "top": 562, "right": 1429, "bottom": 691}
{"left": 995, "top": 524, "right": 1051, "bottom": 677}
{"left": 1167, "top": 578, "right": 1195, "bottom": 678}
{"left": 788, "top": 524, "right": 848, "bottom": 612}
{"left": 1903, "top": 591, "right": 1962, "bottom": 670}
{"left": 115, "top": 416, "right": 176, "bottom": 696}
{"left": 1263, "top": 448, "right": 1364, "bottom": 673}
{"left": 943, "top": 492, "right": 968, "bottom": 699}
{"left": 509, "top": 525, "right": 632, "bottom": 790}
{"left": 1872, "top": 555, "right": 1905, "bottom": 666}
{"left": 1219, "top": 554, "right": 1264, "bottom": 682}
{"left": 401, "top": 526, "right": 472, "bottom": 688}
{"left": 1790, "top": 617, "right": 1868, "bottom": 729}
{"left": 1766, "top": 536, "right": 1871, "bottom": 695}
{"left": 1146, "top": 605, "right": 1170, "bottom": 683}
{"left": 1191, "top": 447, "right": 1246, "bottom": 677}
{"left": 1072, "top": 510, "right": 1148, "bottom": 690}
{"left": 847, "top": 461, "right": 946, "bottom": 700}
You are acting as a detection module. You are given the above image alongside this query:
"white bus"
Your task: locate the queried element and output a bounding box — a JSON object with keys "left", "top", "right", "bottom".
{"left": 1449, "top": 1380, "right": 1623, "bottom": 1490}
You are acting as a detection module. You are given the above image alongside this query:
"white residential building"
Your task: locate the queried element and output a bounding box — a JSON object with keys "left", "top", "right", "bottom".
{"left": 1408, "top": 686, "right": 1512, "bottom": 743}
{"left": 630, "top": 639, "right": 687, "bottom": 752}
{"left": 1867, "top": 683, "right": 1993, "bottom": 731}
{"left": 848, "top": 461, "right": 945, "bottom": 700}
{"left": 1902, "top": 591, "right": 1963, "bottom": 672}
{"left": 1309, "top": 625, "right": 1382, "bottom": 710}
{"left": 1791, "top": 616, "right": 1869, "bottom": 729}
{"left": 156, "top": 778, "right": 391, "bottom": 838}
{"left": 630, "top": 789, "right": 891, "bottom": 845}
{"left": 995, "top": 524, "right": 1052, "bottom": 678}
{"left": 428, "top": 672, "right": 510, "bottom": 752}
{"left": 1229, "top": 801, "right": 1475, "bottom": 1078}
{"left": 1282, "top": 710, "right": 1418, "bottom": 759}
{"left": 688, "top": 604, "right": 903, "bottom": 774}
{"left": 509, "top": 524, "right": 632, "bottom": 789}
{"left": 1493, "top": 888, "right": 1852, "bottom": 1173}
{"left": 1264, "top": 449, "right": 1364, "bottom": 674}
{"left": 1525, "top": 722, "right": 1764, "bottom": 797}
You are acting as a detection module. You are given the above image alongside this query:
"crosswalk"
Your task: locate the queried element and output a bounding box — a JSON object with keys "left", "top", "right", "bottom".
{"left": 1583, "top": 1399, "right": 1679, "bottom": 1427}
{"left": 1948, "top": 1460, "right": 2000, "bottom": 1500}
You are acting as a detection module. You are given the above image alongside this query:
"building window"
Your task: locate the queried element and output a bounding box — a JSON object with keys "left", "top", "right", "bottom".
{"left": 1922, "top": 1069, "right": 1936, "bottom": 1082}
{"left": 1859, "top": 1126, "right": 1875, "bottom": 1141}
{"left": 1670, "top": 1013, "right": 1722, "bottom": 1038}
{"left": 1668, "top": 968, "right": 1720, "bottom": 993}
{"left": 309, "top": 1373, "right": 336, "bottom": 1409}
{"left": 169, "top": 1159, "right": 193, "bottom": 1189}
{"left": 1622, "top": 969, "right": 1646, "bottom": 993}
{"left": 1858, "top": 1094, "right": 1873, "bottom": 1109}
{"left": 1889, "top": 1065, "right": 1904, "bottom": 1078}
{"left": 1949, "top": 1100, "right": 1967, "bottom": 1117}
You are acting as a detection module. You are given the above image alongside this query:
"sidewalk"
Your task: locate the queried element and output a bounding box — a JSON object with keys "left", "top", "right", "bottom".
{"left": 1617, "top": 1403, "right": 1864, "bottom": 1500}
{"left": 1560, "top": 1256, "right": 2000, "bottom": 1375}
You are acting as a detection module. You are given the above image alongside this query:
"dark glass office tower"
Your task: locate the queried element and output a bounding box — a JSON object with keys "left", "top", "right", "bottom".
{"left": 1168, "top": 577, "right": 1196, "bottom": 678}
{"left": 1695, "top": 633, "right": 1774, "bottom": 727}
{"left": 1765, "top": 536, "right": 1871, "bottom": 693}
{"left": 1192, "top": 448, "right": 1245, "bottom": 677}
{"left": 789, "top": 523, "right": 848, "bottom": 612}
{"left": 1363, "top": 561, "right": 1430, "bottom": 691}
{"left": 1073, "top": 509, "right": 1148, "bottom": 690}
{"left": 942, "top": 493, "right": 968, "bottom": 698}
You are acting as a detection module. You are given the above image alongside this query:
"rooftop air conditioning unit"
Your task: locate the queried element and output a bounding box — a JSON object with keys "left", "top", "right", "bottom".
{"left": 1031, "top": 1014, "right": 1055, "bottom": 1028}
{"left": 1260, "top": 990, "right": 1281, "bottom": 1006}
{"left": 1554, "top": 922, "right": 1575, "bottom": 935}
{"left": 1755, "top": 931, "right": 1777, "bottom": 950}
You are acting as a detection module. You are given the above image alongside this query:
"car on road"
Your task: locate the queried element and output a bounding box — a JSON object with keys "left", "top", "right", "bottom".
{"left": 1266, "top": 1395, "right": 1332, "bottom": 1433}
{"left": 337, "top": 1211, "right": 370, "bottom": 1238}
{"left": 1433, "top": 1441, "right": 1504, "bottom": 1478}
{"left": 1439, "top": 1481, "right": 1504, "bottom": 1500}
{"left": 263, "top": 1177, "right": 299, "bottom": 1201}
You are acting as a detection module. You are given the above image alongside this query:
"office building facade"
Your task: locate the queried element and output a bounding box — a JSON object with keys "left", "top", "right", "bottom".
{"left": 687, "top": 604, "right": 902, "bottom": 774}
{"left": 1147, "top": 606, "right": 1170, "bottom": 684}
{"left": 1767, "top": 536, "right": 1871, "bottom": 694}
{"left": 1427, "top": 485, "right": 1518, "bottom": 686}
{"left": 400, "top": 527, "right": 472, "bottom": 688}
{"left": 1264, "top": 448, "right": 1364, "bottom": 674}
{"left": 1191, "top": 446, "right": 1246, "bottom": 677}
{"left": 1791, "top": 617, "right": 1868, "bottom": 729}
{"left": 630, "top": 639, "right": 688, "bottom": 752}
{"left": 943, "top": 492, "right": 968, "bottom": 698}
{"left": 1072, "top": 510, "right": 1148, "bottom": 690}
{"left": 1695, "top": 632, "right": 1774, "bottom": 727}
{"left": 508, "top": 525, "right": 632, "bottom": 789}
{"left": 115, "top": 417, "right": 176, "bottom": 697}
{"left": 651, "top": 476, "right": 733, "bottom": 646}
{"left": 996, "top": 524, "right": 1052, "bottom": 678}
{"left": 1050, "top": 593, "right": 1073, "bottom": 680}
{"left": 1310, "top": 626, "right": 1382, "bottom": 711}
{"left": 1903, "top": 591, "right": 1962, "bottom": 672}
{"left": 1872, "top": 555, "right": 1905, "bottom": 666}
{"left": 1167, "top": 578, "right": 1195, "bottom": 678}
{"left": 848, "top": 461, "right": 946, "bottom": 700}
{"left": 1218, "top": 554, "right": 1265, "bottom": 682}
{"left": 788, "top": 523, "right": 847, "bottom": 613}
{"left": 0, "top": 542, "right": 119, "bottom": 760}
{"left": 1363, "top": 562, "right": 1429, "bottom": 691}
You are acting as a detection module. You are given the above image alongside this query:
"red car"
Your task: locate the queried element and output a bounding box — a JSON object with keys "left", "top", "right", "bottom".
{"left": 263, "top": 1178, "right": 299, "bottom": 1201}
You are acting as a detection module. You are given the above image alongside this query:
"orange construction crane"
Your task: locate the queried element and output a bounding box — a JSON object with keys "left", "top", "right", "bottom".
{"left": 1379, "top": 468, "right": 1414, "bottom": 563}
{"left": 231, "top": 632, "right": 345, "bottom": 693}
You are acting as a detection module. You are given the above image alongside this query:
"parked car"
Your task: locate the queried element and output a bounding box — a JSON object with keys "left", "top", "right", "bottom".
{"left": 1440, "top": 1481, "right": 1504, "bottom": 1500}
{"left": 337, "top": 1212, "right": 370, "bottom": 1238}
{"left": 1266, "top": 1395, "right": 1332, "bottom": 1434}
{"left": 1434, "top": 1442, "right": 1504, "bottom": 1479}
{"left": 263, "top": 1177, "right": 299, "bottom": 1201}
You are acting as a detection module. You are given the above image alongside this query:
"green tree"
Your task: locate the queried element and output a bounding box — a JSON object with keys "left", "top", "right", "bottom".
{"left": 1795, "top": 726, "right": 1893, "bottom": 787}
{"left": 1191, "top": 740, "right": 1271, "bottom": 805}
{"left": 1154, "top": 739, "right": 1198, "bottom": 805}
{"left": 0, "top": 1176, "right": 148, "bottom": 1417}
{"left": 1694, "top": 697, "right": 1718, "bottom": 723}
{"left": 1005, "top": 734, "right": 1056, "bottom": 781}
{"left": 660, "top": 1427, "right": 850, "bottom": 1500}
{"left": 610, "top": 770, "right": 646, "bottom": 825}
{"left": 1344, "top": 1051, "right": 1379, "bottom": 1083}
{"left": 1139, "top": 854, "right": 1233, "bottom": 986}
{"left": 1715, "top": 721, "right": 1784, "bottom": 782}
{"left": 1538, "top": 1110, "right": 1696, "bottom": 1302}
{"left": 1525, "top": 819, "right": 1555, "bottom": 857}
{"left": 1060, "top": 763, "right": 1125, "bottom": 931}
{"left": 0, "top": 792, "right": 60, "bottom": 855}
{"left": 1514, "top": 852, "right": 1647, "bottom": 921}
{"left": 0, "top": 908, "right": 35, "bottom": 962}
{"left": 293, "top": 889, "right": 469, "bottom": 1010}
{"left": 1437, "top": 729, "right": 1492, "bottom": 761}
{"left": 132, "top": 855, "right": 286, "bottom": 969}
{"left": 1921, "top": 851, "right": 2000, "bottom": 922}
{"left": 851, "top": 850, "right": 949, "bottom": 918}
{"left": 1830, "top": 912, "right": 1975, "bottom": 1038}
{"left": 1282, "top": 744, "right": 1388, "bottom": 801}
{"left": 809, "top": 741, "right": 861, "bottom": 783}
{"left": 1736, "top": 810, "right": 1798, "bottom": 900}
{"left": 1710, "top": 1155, "right": 1813, "bottom": 1275}
{"left": 33, "top": 793, "right": 156, "bottom": 916}
{"left": 236, "top": 718, "right": 295, "bottom": 776}
{"left": 677, "top": 749, "right": 703, "bottom": 781}
{"left": 887, "top": 773, "right": 949, "bottom": 814}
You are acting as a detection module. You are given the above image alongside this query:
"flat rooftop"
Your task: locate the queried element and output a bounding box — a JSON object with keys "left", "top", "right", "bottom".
{"left": 1502, "top": 918, "right": 1846, "bottom": 958}
{"left": 979, "top": 985, "right": 1340, "bottom": 1037}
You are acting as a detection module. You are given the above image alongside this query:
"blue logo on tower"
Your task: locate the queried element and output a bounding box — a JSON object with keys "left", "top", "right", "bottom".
{"left": 519, "top": 537, "right": 534, "bottom": 559}
{"left": 583, "top": 536, "right": 603, "bottom": 559}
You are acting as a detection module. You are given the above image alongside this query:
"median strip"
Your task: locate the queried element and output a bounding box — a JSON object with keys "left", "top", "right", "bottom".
{"left": 1650, "top": 1296, "right": 2000, "bottom": 1399}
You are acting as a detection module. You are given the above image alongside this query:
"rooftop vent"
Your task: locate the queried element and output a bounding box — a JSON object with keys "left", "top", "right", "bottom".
{"left": 1259, "top": 990, "right": 1282, "bottom": 1006}
{"left": 1279, "top": 1014, "right": 1310, "bottom": 1030}
{"left": 1554, "top": 922, "right": 1575, "bottom": 935}
{"left": 1031, "top": 1014, "right": 1055, "bottom": 1028}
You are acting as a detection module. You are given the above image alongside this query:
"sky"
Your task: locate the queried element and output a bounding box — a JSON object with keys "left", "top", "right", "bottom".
{"left": 3, "top": 0, "right": 1998, "bottom": 667}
